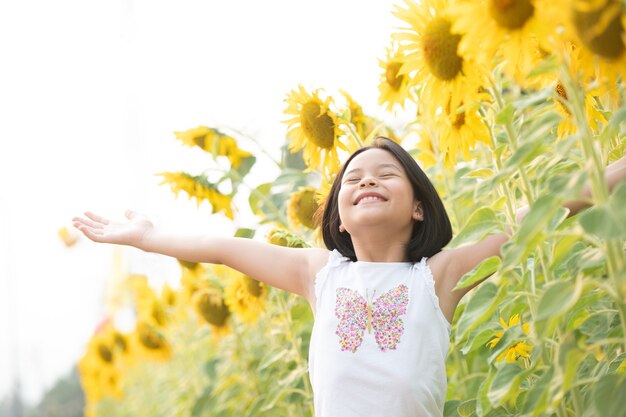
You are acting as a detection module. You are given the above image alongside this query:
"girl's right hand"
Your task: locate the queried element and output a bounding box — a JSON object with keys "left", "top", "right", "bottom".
{"left": 72, "top": 210, "right": 153, "bottom": 247}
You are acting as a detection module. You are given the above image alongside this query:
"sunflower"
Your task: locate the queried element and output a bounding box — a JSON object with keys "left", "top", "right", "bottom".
{"left": 437, "top": 102, "right": 492, "bottom": 166}
{"left": 287, "top": 186, "right": 320, "bottom": 230}
{"left": 487, "top": 314, "right": 532, "bottom": 362}
{"left": 378, "top": 44, "right": 415, "bottom": 112}
{"left": 449, "top": 0, "right": 554, "bottom": 85}
{"left": 158, "top": 172, "right": 234, "bottom": 219}
{"left": 174, "top": 126, "right": 252, "bottom": 169}
{"left": 393, "top": 0, "right": 486, "bottom": 118}
{"left": 284, "top": 85, "right": 353, "bottom": 175}
{"left": 555, "top": 0, "right": 626, "bottom": 103}
{"left": 131, "top": 320, "right": 172, "bottom": 361}
{"left": 192, "top": 287, "right": 231, "bottom": 337}
{"left": 223, "top": 270, "right": 267, "bottom": 325}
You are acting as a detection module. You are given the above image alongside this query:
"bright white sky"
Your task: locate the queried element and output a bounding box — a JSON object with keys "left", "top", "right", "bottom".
{"left": 0, "top": 0, "right": 405, "bottom": 404}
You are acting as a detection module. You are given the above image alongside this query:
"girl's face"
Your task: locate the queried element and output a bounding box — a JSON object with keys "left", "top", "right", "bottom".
{"left": 337, "top": 148, "right": 423, "bottom": 234}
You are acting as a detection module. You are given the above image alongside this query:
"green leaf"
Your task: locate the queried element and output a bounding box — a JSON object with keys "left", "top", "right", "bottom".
{"left": 234, "top": 228, "right": 255, "bottom": 238}
{"left": 521, "top": 368, "right": 554, "bottom": 417}
{"left": 464, "top": 168, "right": 495, "bottom": 178}
{"left": 504, "top": 138, "right": 545, "bottom": 172}
{"left": 488, "top": 363, "right": 526, "bottom": 407}
{"left": 234, "top": 155, "right": 256, "bottom": 179}
{"left": 579, "top": 182, "right": 626, "bottom": 239}
{"left": 495, "top": 103, "right": 516, "bottom": 125}
{"left": 248, "top": 182, "right": 271, "bottom": 215}
{"left": 454, "top": 256, "right": 501, "bottom": 290}
{"left": 593, "top": 374, "right": 626, "bottom": 417}
{"left": 449, "top": 207, "right": 500, "bottom": 248}
{"left": 559, "top": 333, "right": 586, "bottom": 392}
{"left": 456, "top": 283, "right": 500, "bottom": 339}
{"left": 536, "top": 275, "right": 583, "bottom": 321}
{"left": 462, "top": 327, "right": 498, "bottom": 355}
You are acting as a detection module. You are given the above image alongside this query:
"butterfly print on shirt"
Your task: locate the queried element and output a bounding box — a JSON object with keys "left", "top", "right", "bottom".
{"left": 335, "top": 284, "right": 409, "bottom": 353}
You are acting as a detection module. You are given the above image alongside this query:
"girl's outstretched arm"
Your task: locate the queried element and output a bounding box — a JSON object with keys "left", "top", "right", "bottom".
{"left": 72, "top": 210, "right": 329, "bottom": 302}
{"left": 432, "top": 155, "right": 626, "bottom": 319}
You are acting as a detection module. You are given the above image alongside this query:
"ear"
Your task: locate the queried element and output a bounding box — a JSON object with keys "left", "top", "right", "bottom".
{"left": 339, "top": 224, "right": 346, "bottom": 233}
{"left": 412, "top": 201, "right": 424, "bottom": 221}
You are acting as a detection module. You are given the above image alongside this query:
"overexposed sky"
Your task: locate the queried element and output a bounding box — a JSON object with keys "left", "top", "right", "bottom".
{"left": 0, "top": 0, "right": 403, "bottom": 404}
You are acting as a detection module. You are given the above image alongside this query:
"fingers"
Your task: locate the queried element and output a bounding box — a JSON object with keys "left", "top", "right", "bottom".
{"left": 72, "top": 216, "right": 104, "bottom": 230}
{"left": 125, "top": 209, "right": 135, "bottom": 220}
{"left": 84, "top": 211, "right": 110, "bottom": 225}
{"left": 73, "top": 224, "right": 105, "bottom": 243}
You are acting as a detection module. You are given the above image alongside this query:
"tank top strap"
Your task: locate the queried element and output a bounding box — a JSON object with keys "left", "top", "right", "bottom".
{"left": 313, "top": 250, "right": 350, "bottom": 313}
{"left": 414, "top": 257, "right": 451, "bottom": 330}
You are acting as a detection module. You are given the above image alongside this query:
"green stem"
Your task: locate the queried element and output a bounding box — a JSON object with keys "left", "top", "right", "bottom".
{"left": 275, "top": 292, "right": 314, "bottom": 415}
{"left": 488, "top": 74, "right": 535, "bottom": 206}
{"left": 228, "top": 127, "right": 283, "bottom": 167}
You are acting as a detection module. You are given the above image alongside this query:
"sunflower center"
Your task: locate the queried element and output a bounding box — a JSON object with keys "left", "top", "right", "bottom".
{"left": 554, "top": 82, "right": 571, "bottom": 115}
{"left": 386, "top": 62, "right": 405, "bottom": 91}
{"left": 572, "top": 0, "right": 625, "bottom": 59}
{"left": 97, "top": 343, "right": 113, "bottom": 363}
{"left": 244, "top": 276, "right": 263, "bottom": 297}
{"left": 489, "top": 0, "right": 534, "bottom": 30}
{"left": 300, "top": 101, "right": 336, "bottom": 149}
{"left": 295, "top": 189, "right": 319, "bottom": 229}
{"left": 137, "top": 323, "right": 167, "bottom": 350}
{"left": 197, "top": 291, "right": 231, "bottom": 327}
{"left": 422, "top": 17, "right": 463, "bottom": 81}
{"left": 452, "top": 111, "right": 466, "bottom": 129}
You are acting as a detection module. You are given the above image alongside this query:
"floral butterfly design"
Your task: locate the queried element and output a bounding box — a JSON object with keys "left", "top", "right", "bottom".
{"left": 335, "top": 284, "right": 409, "bottom": 353}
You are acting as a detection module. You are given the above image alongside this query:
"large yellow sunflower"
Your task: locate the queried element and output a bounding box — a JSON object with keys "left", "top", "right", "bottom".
{"left": 377, "top": 44, "right": 415, "bottom": 112}
{"left": 284, "top": 85, "right": 353, "bottom": 175}
{"left": 393, "top": 0, "right": 486, "bottom": 118}
{"left": 555, "top": 0, "right": 626, "bottom": 103}
{"left": 450, "top": 0, "right": 555, "bottom": 85}
{"left": 174, "top": 126, "right": 252, "bottom": 169}
{"left": 158, "top": 171, "right": 234, "bottom": 219}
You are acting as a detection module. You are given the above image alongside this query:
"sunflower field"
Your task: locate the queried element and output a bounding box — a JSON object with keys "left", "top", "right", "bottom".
{"left": 78, "top": 0, "right": 626, "bottom": 416}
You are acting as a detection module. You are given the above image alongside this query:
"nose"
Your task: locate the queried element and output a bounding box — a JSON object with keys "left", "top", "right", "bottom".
{"left": 359, "top": 176, "right": 377, "bottom": 188}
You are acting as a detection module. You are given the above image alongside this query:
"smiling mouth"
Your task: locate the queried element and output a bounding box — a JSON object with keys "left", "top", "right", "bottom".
{"left": 355, "top": 194, "right": 387, "bottom": 205}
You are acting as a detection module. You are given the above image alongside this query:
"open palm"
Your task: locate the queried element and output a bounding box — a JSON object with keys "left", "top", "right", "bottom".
{"left": 72, "top": 210, "right": 153, "bottom": 246}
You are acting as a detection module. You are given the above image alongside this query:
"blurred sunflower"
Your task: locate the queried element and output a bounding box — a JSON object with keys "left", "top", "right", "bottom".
{"left": 192, "top": 287, "right": 231, "bottom": 337}
{"left": 158, "top": 172, "right": 234, "bottom": 219}
{"left": 284, "top": 85, "right": 352, "bottom": 175}
{"left": 378, "top": 44, "right": 414, "bottom": 112}
{"left": 412, "top": 124, "right": 438, "bottom": 169}
{"left": 549, "top": 44, "right": 607, "bottom": 138}
{"left": 267, "top": 228, "right": 310, "bottom": 248}
{"left": 393, "top": 0, "right": 485, "bottom": 118}
{"left": 287, "top": 186, "right": 320, "bottom": 230}
{"left": 438, "top": 102, "right": 491, "bottom": 166}
{"left": 178, "top": 260, "right": 206, "bottom": 304}
{"left": 223, "top": 270, "right": 267, "bottom": 325}
{"left": 556, "top": 0, "right": 626, "bottom": 102}
{"left": 487, "top": 314, "right": 532, "bottom": 362}
{"left": 450, "top": 0, "right": 554, "bottom": 85}
{"left": 174, "top": 126, "right": 252, "bottom": 169}
{"left": 132, "top": 321, "right": 172, "bottom": 361}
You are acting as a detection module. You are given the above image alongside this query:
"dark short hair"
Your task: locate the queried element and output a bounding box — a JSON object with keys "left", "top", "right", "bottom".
{"left": 320, "top": 136, "right": 452, "bottom": 262}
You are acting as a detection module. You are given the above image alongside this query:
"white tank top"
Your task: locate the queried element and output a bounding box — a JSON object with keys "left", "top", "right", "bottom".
{"left": 309, "top": 250, "right": 451, "bottom": 417}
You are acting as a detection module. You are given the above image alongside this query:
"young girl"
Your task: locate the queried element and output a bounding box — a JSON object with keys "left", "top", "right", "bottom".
{"left": 73, "top": 136, "right": 626, "bottom": 417}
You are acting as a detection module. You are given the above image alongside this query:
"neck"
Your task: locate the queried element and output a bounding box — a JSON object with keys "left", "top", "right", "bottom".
{"left": 349, "top": 226, "right": 411, "bottom": 262}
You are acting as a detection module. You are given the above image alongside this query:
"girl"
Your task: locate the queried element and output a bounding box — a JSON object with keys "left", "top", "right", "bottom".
{"left": 73, "top": 137, "right": 626, "bottom": 417}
